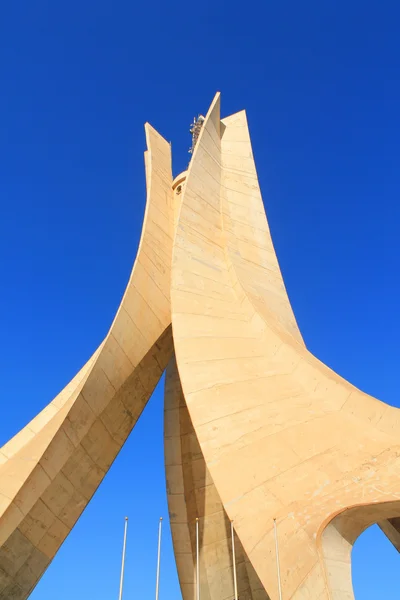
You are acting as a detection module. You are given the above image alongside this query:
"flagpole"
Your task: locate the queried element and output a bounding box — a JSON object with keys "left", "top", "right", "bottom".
{"left": 118, "top": 516, "right": 128, "bottom": 600}
{"left": 231, "top": 521, "right": 238, "bottom": 600}
{"left": 155, "top": 517, "right": 163, "bottom": 600}
{"left": 273, "top": 518, "right": 283, "bottom": 600}
{"left": 196, "top": 518, "right": 200, "bottom": 600}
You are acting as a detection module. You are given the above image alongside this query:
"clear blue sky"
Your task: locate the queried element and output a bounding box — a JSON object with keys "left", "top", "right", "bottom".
{"left": 0, "top": 1, "right": 398, "bottom": 598}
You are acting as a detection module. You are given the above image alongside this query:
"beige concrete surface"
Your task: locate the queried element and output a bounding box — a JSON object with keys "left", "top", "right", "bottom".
{"left": 0, "top": 124, "right": 174, "bottom": 599}
{"left": 170, "top": 93, "right": 400, "bottom": 599}
{"left": 165, "top": 355, "right": 270, "bottom": 600}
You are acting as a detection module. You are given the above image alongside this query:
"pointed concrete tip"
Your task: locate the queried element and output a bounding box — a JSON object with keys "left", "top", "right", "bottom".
{"left": 144, "top": 121, "right": 153, "bottom": 135}
{"left": 212, "top": 91, "right": 221, "bottom": 105}
{"left": 144, "top": 121, "right": 157, "bottom": 136}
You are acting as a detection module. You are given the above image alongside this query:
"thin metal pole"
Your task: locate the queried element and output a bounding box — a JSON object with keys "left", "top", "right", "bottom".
{"left": 231, "top": 521, "right": 238, "bottom": 600}
{"left": 273, "top": 518, "right": 283, "bottom": 600}
{"left": 196, "top": 518, "right": 200, "bottom": 600}
{"left": 155, "top": 517, "right": 163, "bottom": 600}
{"left": 118, "top": 516, "right": 128, "bottom": 600}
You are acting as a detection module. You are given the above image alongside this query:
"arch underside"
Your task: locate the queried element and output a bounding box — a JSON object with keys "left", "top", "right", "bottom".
{"left": 169, "top": 93, "right": 400, "bottom": 599}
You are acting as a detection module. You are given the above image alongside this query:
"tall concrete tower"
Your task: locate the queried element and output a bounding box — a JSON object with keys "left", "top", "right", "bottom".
{"left": 0, "top": 93, "right": 398, "bottom": 600}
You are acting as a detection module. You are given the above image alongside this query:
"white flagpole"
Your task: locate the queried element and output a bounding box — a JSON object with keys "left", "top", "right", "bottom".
{"left": 231, "top": 521, "right": 238, "bottom": 600}
{"left": 196, "top": 518, "right": 200, "bottom": 600}
{"left": 118, "top": 516, "right": 128, "bottom": 600}
{"left": 273, "top": 518, "right": 283, "bottom": 600}
{"left": 155, "top": 517, "right": 163, "bottom": 600}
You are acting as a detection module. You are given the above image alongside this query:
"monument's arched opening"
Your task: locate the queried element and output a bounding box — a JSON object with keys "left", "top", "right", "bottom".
{"left": 321, "top": 503, "right": 400, "bottom": 599}
{"left": 352, "top": 524, "right": 398, "bottom": 599}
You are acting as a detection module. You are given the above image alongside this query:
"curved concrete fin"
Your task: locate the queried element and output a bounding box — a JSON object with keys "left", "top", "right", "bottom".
{"left": 164, "top": 355, "right": 271, "bottom": 600}
{"left": 0, "top": 125, "right": 174, "bottom": 599}
{"left": 220, "top": 110, "right": 303, "bottom": 346}
{"left": 171, "top": 94, "right": 400, "bottom": 599}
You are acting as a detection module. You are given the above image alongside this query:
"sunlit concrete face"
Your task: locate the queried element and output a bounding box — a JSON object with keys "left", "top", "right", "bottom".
{"left": 1, "top": 93, "right": 399, "bottom": 600}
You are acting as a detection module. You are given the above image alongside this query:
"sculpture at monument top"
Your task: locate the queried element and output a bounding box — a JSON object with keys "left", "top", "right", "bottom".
{"left": 0, "top": 93, "right": 398, "bottom": 600}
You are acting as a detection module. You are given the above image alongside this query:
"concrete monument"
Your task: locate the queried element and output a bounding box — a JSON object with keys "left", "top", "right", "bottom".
{"left": 0, "top": 93, "right": 398, "bottom": 599}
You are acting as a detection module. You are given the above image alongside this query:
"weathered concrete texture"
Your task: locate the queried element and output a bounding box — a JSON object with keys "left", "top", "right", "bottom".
{"left": 0, "top": 124, "right": 174, "bottom": 599}
{"left": 164, "top": 355, "right": 271, "bottom": 600}
{"left": 170, "top": 93, "right": 400, "bottom": 599}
